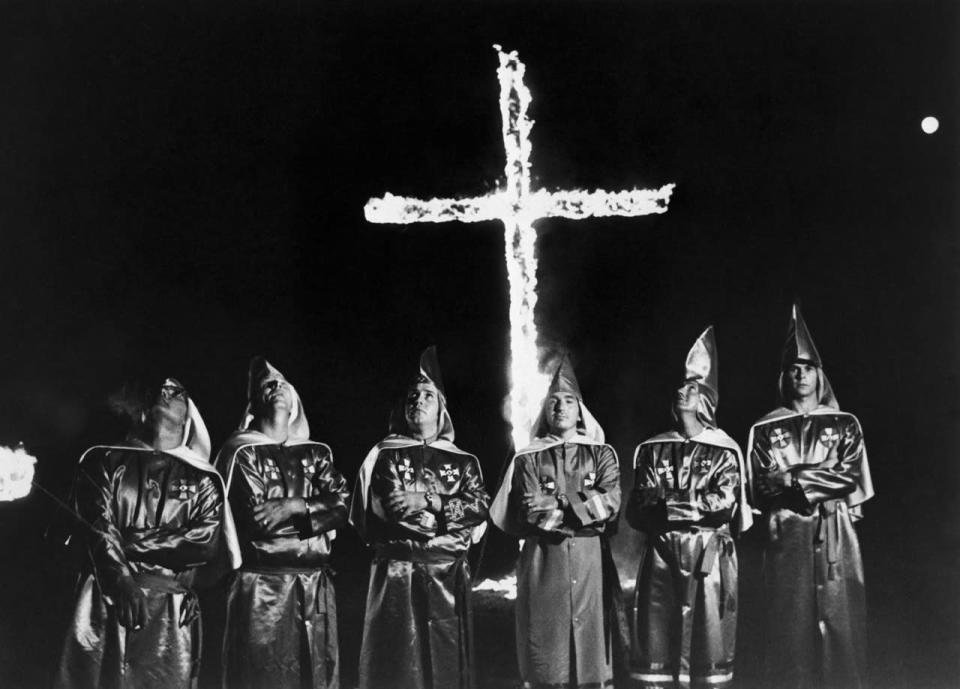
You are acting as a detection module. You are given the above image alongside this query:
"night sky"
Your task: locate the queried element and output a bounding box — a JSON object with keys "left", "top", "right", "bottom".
{"left": 0, "top": 1, "right": 957, "bottom": 687}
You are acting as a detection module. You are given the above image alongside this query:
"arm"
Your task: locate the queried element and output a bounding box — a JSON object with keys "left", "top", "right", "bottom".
{"left": 791, "top": 418, "right": 864, "bottom": 505}
{"left": 371, "top": 452, "right": 436, "bottom": 538}
{"left": 75, "top": 453, "right": 133, "bottom": 593}
{"left": 566, "top": 445, "right": 621, "bottom": 528}
{"left": 435, "top": 456, "right": 490, "bottom": 535}
{"left": 226, "top": 448, "right": 295, "bottom": 540}
{"left": 295, "top": 447, "right": 350, "bottom": 538}
{"left": 121, "top": 474, "right": 223, "bottom": 569}
{"left": 626, "top": 445, "right": 663, "bottom": 531}
{"left": 513, "top": 454, "right": 566, "bottom": 534}
{"left": 665, "top": 449, "right": 738, "bottom": 524}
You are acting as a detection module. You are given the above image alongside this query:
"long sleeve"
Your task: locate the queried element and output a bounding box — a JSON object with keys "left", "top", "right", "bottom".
{"left": 792, "top": 417, "right": 864, "bottom": 505}
{"left": 370, "top": 452, "right": 435, "bottom": 539}
{"left": 512, "top": 454, "right": 565, "bottom": 535}
{"left": 665, "top": 448, "right": 738, "bottom": 524}
{"left": 121, "top": 474, "right": 223, "bottom": 570}
{"left": 297, "top": 448, "right": 350, "bottom": 537}
{"left": 567, "top": 446, "right": 621, "bottom": 528}
{"left": 437, "top": 456, "right": 490, "bottom": 535}
{"left": 228, "top": 449, "right": 289, "bottom": 540}
{"left": 626, "top": 445, "right": 663, "bottom": 531}
{"left": 75, "top": 454, "right": 132, "bottom": 593}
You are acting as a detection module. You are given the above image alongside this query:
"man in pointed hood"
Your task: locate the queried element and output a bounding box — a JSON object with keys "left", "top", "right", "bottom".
{"left": 215, "top": 357, "right": 349, "bottom": 689}
{"left": 626, "top": 326, "right": 750, "bottom": 689}
{"left": 56, "top": 377, "right": 240, "bottom": 689}
{"left": 349, "top": 346, "right": 490, "bottom": 689}
{"left": 747, "top": 305, "right": 874, "bottom": 689}
{"left": 490, "top": 355, "right": 622, "bottom": 689}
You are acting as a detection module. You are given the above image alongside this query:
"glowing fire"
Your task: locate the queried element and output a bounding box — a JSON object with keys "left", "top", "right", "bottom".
{"left": 0, "top": 444, "right": 37, "bottom": 502}
{"left": 473, "top": 574, "right": 517, "bottom": 600}
{"left": 365, "top": 45, "right": 674, "bottom": 449}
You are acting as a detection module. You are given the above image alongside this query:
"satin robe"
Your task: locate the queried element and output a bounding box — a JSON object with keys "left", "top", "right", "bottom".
{"left": 508, "top": 441, "right": 621, "bottom": 689}
{"left": 749, "top": 408, "right": 869, "bottom": 689}
{"left": 55, "top": 447, "right": 224, "bottom": 689}
{"left": 358, "top": 444, "right": 489, "bottom": 689}
{"left": 221, "top": 441, "right": 349, "bottom": 689}
{"left": 627, "top": 437, "right": 741, "bottom": 689}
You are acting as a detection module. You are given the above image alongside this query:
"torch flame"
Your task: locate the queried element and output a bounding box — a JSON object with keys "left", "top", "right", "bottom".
{"left": 363, "top": 45, "right": 674, "bottom": 450}
{"left": 473, "top": 574, "right": 518, "bottom": 600}
{"left": 0, "top": 445, "right": 37, "bottom": 502}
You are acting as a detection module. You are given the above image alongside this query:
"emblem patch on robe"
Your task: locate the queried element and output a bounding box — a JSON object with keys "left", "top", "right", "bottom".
{"left": 301, "top": 457, "right": 316, "bottom": 477}
{"left": 657, "top": 461, "right": 674, "bottom": 484}
{"left": 397, "top": 457, "right": 415, "bottom": 484}
{"left": 769, "top": 427, "right": 792, "bottom": 449}
{"left": 695, "top": 456, "right": 713, "bottom": 474}
{"left": 439, "top": 463, "right": 461, "bottom": 486}
{"left": 172, "top": 480, "right": 197, "bottom": 501}
{"left": 445, "top": 497, "right": 465, "bottom": 522}
{"left": 540, "top": 478, "right": 556, "bottom": 493}
{"left": 263, "top": 458, "right": 281, "bottom": 481}
{"left": 583, "top": 471, "right": 596, "bottom": 489}
{"left": 819, "top": 427, "right": 839, "bottom": 448}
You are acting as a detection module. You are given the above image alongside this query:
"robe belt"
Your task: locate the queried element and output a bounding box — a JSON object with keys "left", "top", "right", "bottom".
{"left": 815, "top": 500, "right": 841, "bottom": 581}
{"left": 373, "top": 542, "right": 464, "bottom": 564}
{"left": 681, "top": 528, "right": 733, "bottom": 617}
{"left": 131, "top": 571, "right": 203, "bottom": 682}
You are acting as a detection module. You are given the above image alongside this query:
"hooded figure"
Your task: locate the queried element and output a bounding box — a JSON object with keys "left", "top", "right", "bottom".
{"left": 349, "top": 346, "right": 489, "bottom": 689}
{"left": 490, "top": 355, "right": 623, "bottom": 689}
{"left": 747, "top": 305, "right": 874, "bottom": 689}
{"left": 626, "top": 326, "right": 749, "bottom": 689}
{"left": 215, "top": 357, "right": 349, "bottom": 689}
{"left": 56, "top": 378, "right": 240, "bottom": 689}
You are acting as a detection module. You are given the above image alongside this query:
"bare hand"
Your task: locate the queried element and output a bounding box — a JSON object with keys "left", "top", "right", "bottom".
{"left": 386, "top": 490, "right": 428, "bottom": 519}
{"left": 522, "top": 492, "right": 559, "bottom": 513}
{"left": 252, "top": 497, "right": 306, "bottom": 530}
{"left": 115, "top": 575, "right": 147, "bottom": 631}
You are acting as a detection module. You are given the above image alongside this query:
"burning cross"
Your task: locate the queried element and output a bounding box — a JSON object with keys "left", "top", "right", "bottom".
{"left": 365, "top": 46, "right": 674, "bottom": 448}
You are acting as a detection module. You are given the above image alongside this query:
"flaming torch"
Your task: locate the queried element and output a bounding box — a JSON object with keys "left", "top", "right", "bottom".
{"left": 0, "top": 444, "right": 37, "bottom": 502}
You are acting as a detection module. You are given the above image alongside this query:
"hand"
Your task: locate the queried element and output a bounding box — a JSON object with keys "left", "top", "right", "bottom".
{"left": 757, "top": 471, "right": 792, "bottom": 498}
{"left": 115, "top": 575, "right": 147, "bottom": 631}
{"left": 252, "top": 497, "right": 306, "bottom": 531}
{"left": 386, "top": 490, "right": 428, "bottom": 519}
{"left": 522, "top": 492, "right": 559, "bottom": 514}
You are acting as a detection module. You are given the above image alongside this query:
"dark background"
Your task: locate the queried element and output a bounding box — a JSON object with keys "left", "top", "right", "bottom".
{"left": 0, "top": 1, "right": 957, "bottom": 687}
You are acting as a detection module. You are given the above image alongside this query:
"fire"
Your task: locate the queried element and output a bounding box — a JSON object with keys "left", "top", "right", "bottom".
{"left": 473, "top": 574, "right": 518, "bottom": 600}
{"left": 364, "top": 45, "right": 674, "bottom": 449}
{"left": 0, "top": 444, "right": 37, "bottom": 502}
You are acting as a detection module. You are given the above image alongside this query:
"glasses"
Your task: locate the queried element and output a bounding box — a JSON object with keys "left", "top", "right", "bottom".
{"left": 160, "top": 384, "right": 187, "bottom": 401}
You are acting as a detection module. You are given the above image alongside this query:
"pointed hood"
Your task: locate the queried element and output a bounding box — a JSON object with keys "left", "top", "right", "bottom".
{"left": 176, "top": 378, "right": 212, "bottom": 461}
{"left": 680, "top": 325, "right": 719, "bottom": 428}
{"left": 388, "top": 346, "right": 455, "bottom": 441}
{"left": 240, "top": 357, "right": 310, "bottom": 441}
{"left": 778, "top": 304, "right": 838, "bottom": 409}
{"left": 532, "top": 354, "right": 605, "bottom": 443}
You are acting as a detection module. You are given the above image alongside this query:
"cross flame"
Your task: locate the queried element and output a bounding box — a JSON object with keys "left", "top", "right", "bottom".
{"left": 0, "top": 444, "right": 37, "bottom": 502}
{"left": 364, "top": 45, "right": 674, "bottom": 449}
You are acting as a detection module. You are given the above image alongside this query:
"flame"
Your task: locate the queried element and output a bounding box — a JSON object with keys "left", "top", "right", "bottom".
{"left": 364, "top": 45, "right": 674, "bottom": 449}
{"left": 0, "top": 445, "right": 37, "bottom": 502}
{"left": 473, "top": 574, "right": 518, "bottom": 600}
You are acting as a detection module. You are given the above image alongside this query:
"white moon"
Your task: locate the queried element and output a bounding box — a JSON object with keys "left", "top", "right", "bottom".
{"left": 921, "top": 116, "right": 939, "bottom": 134}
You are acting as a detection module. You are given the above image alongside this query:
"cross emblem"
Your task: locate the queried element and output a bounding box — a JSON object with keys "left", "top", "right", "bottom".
{"left": 819, "top": 427, "right": 840, "bottom": 448}
{"left": 770, "top": 428, "right": 791, "bottom": 449}
{"left": 364, "top": 46, "right": 674, "bottom": 449}
{"left": 172, "top": 480, "right": 197, "bottom": 501}
{"left": 583, "top": 471, "right": 596, "bottom": 489}
{"left": 301, "top": 458, "right": 316, "bottom": 477}
{"left": 540, "top": 478, "right": 557, "bottom": 494}
{"left": 657, "top": 462, "right": 675, "bottom": 483}
{"left": 262, "top": 458, "right": 281, "bottom": 482}
{"left": 695, "top": 456, "right": 713, "bottom": 474}
{"left": 439, "top": 463, "right": 461, "bottom": 486}
{"left": 397, "top": 457, "right": 415, "bottom": 485}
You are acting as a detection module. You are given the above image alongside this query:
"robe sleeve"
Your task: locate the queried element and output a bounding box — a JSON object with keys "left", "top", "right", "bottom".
{"left": 665, "top": 448, "right": 738, "bottom": 524}
{"left": 120, "top": 474, "right": 223, "bottom": 570}
{"left": 370, "top": 452, "right": 436, "bottom": 539}
{"left": 296, "top": 447, "right": 350, "bottom": 538}
{"left": 513, "top": 454, "right": 566, "bottom": 534}
{"left": 75, "top": 452, "right": 133, "bottom": 593}
{"left": 626, "top": 444, "right": 664, "bottom": 531}
{"left": 749, "top": 427, "right": 789, "bottom": 511}
{"left": 227, "top": 447, "right": 290, "bottom": 540}
{"left": 792, "top": 417, "right": 865, "bottom": 505}
{"left": 436, "top": 456, "right": 490, "bottom": 535}
{"left": 567, "top": 445, "right": 621, "bottom": 528}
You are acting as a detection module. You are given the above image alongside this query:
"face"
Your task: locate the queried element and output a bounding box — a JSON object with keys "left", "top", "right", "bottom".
{"left": 405, "top": 383, "right": 440, "bottom": 430}
{"left": 150, "top": 380, "right": 188, "bottom": 427}
{"left": 674, "top": 380, "right": 701, "bottom": 415}
{"left": 546, "top": 392, "right": 580, "bottom": 435}
{"left": 785, "top": 361, "right": 819, "bottom": 399}
{"left": 257, "top": 377, "right": 293, "bottom": 411}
